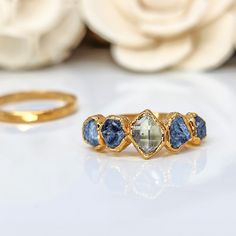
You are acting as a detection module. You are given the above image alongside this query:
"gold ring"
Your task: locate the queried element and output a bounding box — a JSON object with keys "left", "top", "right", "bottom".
{"left": 82, "top": 109, "right": 207, "bottom": 159}
{"left": 0, "top": 91, "right": 77, "bottom": 124}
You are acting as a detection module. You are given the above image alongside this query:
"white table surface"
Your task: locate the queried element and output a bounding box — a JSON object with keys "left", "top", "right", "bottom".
{"left": 0, "top": 48, "right": 236, "bottom": 236}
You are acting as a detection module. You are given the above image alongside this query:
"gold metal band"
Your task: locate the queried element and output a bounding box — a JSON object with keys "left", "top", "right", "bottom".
{"left": 0, "top": 91, "right": 77, "bottom": 124}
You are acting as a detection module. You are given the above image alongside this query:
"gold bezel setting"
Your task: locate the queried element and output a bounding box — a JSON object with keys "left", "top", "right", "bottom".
{"left": 100, "top": 115, "right": 131, "bottom": 152}
{"left": 83, "top": 111, "right": 206, "bottom": 159}
{"left": 165, "top": 112, "right": 193, "bottom": 153}
{"left": 82, "top": 115, "right": 105, "bottom": 150}
{"left": 130, "top": 110, "right": 166, "bottom": 159}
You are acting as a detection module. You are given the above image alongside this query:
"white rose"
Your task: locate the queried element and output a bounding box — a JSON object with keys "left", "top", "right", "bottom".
{"left": 81, "top": 0, "right": 236, "bottom": 72}
{"left": 0, "top": 0, "right": 85, "bottom": 69}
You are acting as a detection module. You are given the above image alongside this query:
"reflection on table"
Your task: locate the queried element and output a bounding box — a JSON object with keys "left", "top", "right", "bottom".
{"left": 84, "top": 148, "right": 207, "bottom": 200}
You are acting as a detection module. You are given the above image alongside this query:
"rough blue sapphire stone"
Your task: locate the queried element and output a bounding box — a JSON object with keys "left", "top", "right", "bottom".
{"left": 101, "top": 119, "right": 125, "bottom": 149}
{"left": 83, "top": 119, "right": 99, "bottom": 146}
{"left": 170, "top": 116, "right": 191, "bottom": 149}
{"left": 195, "top": 116, "right": 206, "bottom": 140}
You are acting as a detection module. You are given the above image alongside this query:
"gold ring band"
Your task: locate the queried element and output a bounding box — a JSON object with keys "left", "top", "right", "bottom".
{"left": 0, "top": 91, "right": 77, "bottom": 124}
{"left": 83, "top": 109, "right": 207, "bottom": 159}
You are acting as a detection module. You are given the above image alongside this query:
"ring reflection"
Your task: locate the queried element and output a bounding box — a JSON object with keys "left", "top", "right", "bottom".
{"left": 84, "top": 148, "right": 207, "bottom": 200}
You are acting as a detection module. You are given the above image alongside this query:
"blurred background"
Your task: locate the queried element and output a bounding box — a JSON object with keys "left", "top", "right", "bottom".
{"left": 0, "top": 0, "right": 236, "bottom": 71}
{"left": 0, "top": 1, "right": 236, "bottom": 236}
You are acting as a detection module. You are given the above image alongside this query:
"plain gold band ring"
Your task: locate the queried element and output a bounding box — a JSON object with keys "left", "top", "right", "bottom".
{"left": 0, "top": 91, "right": 77, "bottom": 124}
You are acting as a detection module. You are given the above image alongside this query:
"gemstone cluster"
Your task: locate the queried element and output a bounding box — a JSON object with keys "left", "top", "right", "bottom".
{"left": 83, "top": 111, "right": 206, "bottom": 159}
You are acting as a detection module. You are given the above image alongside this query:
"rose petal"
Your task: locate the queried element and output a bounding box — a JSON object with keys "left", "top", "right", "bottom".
{"left": 40, "top": 10, "right": 85, "bottom": 63}
{"left": 0, "top": 34, "right": 35, "bottom": 69}
{"left": 111, "top": 37, "right": 193, "bottom": 72}
{"left": 140, "top": 0, "right": 208, "bottom": 37}
{"left": 0, "top": 0, "right": 17, "bottom": 25}
{"left": 178, "top": 13, "right": 235, "bottom": 70}
{"left": 200, "top": 0, "right": 234, "bottom": 25}
{"left": 0, "top": 6, "right": 85, "bottom": 69}
{"left": 113, "top": 0, "right": 188, "bottom": 23}
{"left": 12, "top": 0, "right": 64, "bottom": 33}
{"left": 141, "top": 0, "right": 188, "bottom": 11}
{"left": 81, "top": 0, "right": 154, "bottom": 48}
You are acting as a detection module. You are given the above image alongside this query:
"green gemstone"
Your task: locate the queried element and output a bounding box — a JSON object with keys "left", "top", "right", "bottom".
{"left": 132, "top": 114, "right": 163, "bottom": 154}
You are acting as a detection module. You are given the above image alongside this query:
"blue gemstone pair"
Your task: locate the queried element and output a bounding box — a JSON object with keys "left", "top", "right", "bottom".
{"left": 170, "top": 116, "right": 191, "bottom": 149}
{"left": 169, "top": 115, "right": 206, "bottom": 149}
{"left": 83, "top": 118, "right": 125, "bottom": 148}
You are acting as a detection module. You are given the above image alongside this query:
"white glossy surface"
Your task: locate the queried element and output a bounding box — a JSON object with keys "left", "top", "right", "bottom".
{"left": 0, "top": 48, "right": 236, "bottom": 236}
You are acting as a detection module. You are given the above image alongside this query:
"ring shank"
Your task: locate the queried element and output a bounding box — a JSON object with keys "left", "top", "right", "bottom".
{"left": 0, "top": 91, "right": 77, "bottom": 124}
